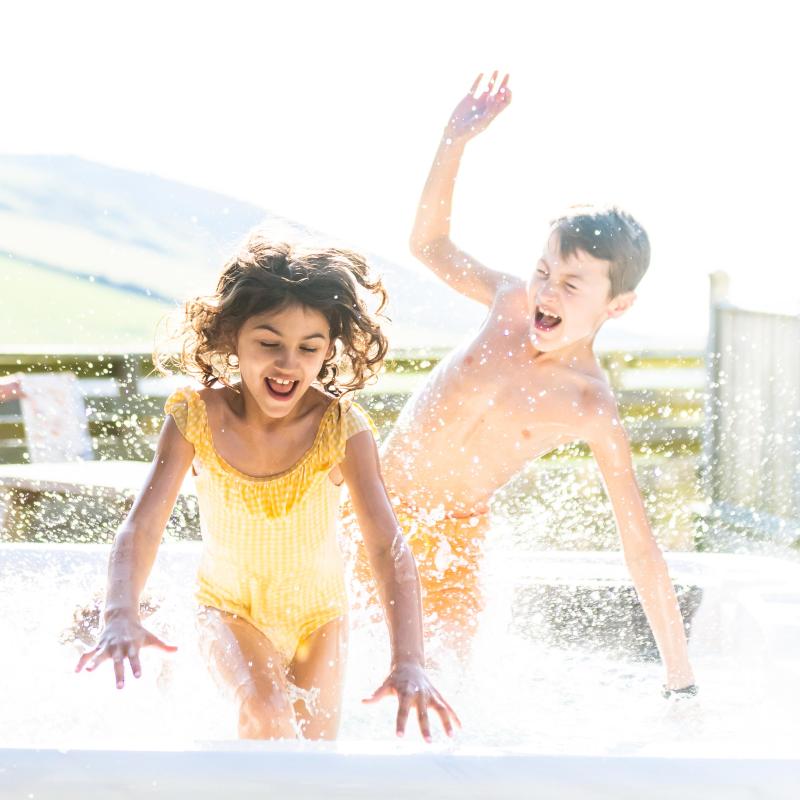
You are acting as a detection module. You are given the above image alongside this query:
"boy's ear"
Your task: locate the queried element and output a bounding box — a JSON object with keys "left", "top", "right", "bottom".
{"left": 607, "top": 291, "right": 636, "bottom": 320}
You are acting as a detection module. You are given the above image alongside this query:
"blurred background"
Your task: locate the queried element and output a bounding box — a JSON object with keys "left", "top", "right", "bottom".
{"left": 1, "top": 0, "right": 798, "bottom": 555}
{"left": 2, "top": 2, "right": 800, "bottom": 756}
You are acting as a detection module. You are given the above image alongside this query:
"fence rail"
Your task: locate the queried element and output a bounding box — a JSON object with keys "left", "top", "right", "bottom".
{"left": 1, "top": 348, "right": 705, "bottom": 465}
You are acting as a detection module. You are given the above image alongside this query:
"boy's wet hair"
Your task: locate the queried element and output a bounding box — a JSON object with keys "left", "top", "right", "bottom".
{"left": 157, "top": 230, "right": 389, "bottom": 395}
{"left": 550, "top": 206, "right": 650, "bottom": 297}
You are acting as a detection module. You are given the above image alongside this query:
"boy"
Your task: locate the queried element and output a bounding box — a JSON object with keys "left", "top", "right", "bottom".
{"left": 377, "top": 73, "right": 696, "bottom": 696}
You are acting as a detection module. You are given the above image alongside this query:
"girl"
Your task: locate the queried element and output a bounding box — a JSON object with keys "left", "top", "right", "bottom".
{"left": 75, "top": 232, "right": 458, "bottom": 742}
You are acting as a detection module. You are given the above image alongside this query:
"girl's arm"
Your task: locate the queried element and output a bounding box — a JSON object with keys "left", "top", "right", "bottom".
{"left": 341, "top": 430, "right": 459, "bottom": 741}
{"left": 75, "top": 416, "right": 194, "bottom": 688}
{"left": 410, "top": 71, "right": 514, "bottom": 307}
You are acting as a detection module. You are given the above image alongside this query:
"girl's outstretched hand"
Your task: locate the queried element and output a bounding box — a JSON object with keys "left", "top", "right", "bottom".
{"left": 445, "top": 71, "right": 511, "bottom": 143}
{"left": 363, "top": 661, "right": 461, "bottom": 742}
{"left": 75, "top": 609, "right": 177, "bottom": 689}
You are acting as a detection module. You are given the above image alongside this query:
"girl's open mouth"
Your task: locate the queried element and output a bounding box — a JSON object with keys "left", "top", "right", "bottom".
{"left": 265, "top": 377, "right": 298, "bottom": 400}
{"left": 534, "top": 309, "right": 562, "bottom": 331}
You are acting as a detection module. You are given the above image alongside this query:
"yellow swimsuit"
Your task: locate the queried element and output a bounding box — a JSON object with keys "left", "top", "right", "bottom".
{"left": 165, "top": 387, "right": 375, "bottom": 662}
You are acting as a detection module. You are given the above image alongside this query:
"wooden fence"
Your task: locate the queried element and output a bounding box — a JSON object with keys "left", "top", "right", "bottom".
{"left": 0, "top": 348, "right": 704, "bottom": 465}
{"left": 704, "top": 273, "right": 800, "bottom": 546}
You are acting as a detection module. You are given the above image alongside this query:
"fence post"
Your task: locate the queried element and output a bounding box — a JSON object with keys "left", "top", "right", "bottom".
{"left": 702, "top": 271, "right": 730, "bottom": 511}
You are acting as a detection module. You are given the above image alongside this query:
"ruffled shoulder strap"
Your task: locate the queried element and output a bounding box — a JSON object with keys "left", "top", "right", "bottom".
{"left": 315, "top": 398, "right": 377, "bottom": 470}
{"left": 164, "top": 387, "right": 210, "bottom": 457}
{"left": 343, "top": 400, "right": 378, "bottom": 441}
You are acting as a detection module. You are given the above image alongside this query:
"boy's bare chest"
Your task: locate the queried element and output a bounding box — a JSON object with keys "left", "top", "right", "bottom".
{"left": 420, "top": 341, "right": 588, "bottom": 453}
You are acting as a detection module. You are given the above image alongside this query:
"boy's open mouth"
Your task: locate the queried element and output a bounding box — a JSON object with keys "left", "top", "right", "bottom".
{"left": 534, "top": 308, "right": 562, "bottom": 331}
{"left": 265, "top": 377, "right": 298, "bottom": 400}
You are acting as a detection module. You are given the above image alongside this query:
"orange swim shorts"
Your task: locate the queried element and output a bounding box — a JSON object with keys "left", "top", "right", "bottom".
{"left": 348, "top": 504, "right": 488, "bottom": 637}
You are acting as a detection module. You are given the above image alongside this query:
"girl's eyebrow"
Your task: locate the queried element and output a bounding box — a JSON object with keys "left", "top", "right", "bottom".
{"left": 253, "top": 323, "right": 327, "bottom": 340}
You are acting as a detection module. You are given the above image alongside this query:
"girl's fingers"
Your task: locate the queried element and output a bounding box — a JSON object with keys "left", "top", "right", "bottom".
{"left": 469, "top": 73, "right": 483, "bottom": 95}
{"left": 416, "top": 697, "right": 432, "bottom": 742}
{"left": 428, "top": 695, "right": 454, "bottom": 737}
{"left": 112, "top": 653, "right": 125, "bottom": 689}
{"left": 395, "top": 690, "right": 412, "bottom": 737}
{"left": 362, "top": 681, "right": 392, "bottom": 704}
{"left": 144, "top": 631, "right": 178, "bottom": 652}
{"left": 85, "top": 646, "right": 109, "bottom": 672}
{"left": 435, "top": 691, "right": 462, "bottom": 728}
{"left": 75, "top": 647, "right": 98, "bottom": 673}
{"left": 78, "top": 630, "right": 174, "bottom": 684}
{"left": 498, "top": 73, "right": 510, "bottom": 94}
{"left": 487, "top": 70, "right": 499, "bottom": 93}
{"left": 128, "top": 649, "right": 142, "bottom": 679}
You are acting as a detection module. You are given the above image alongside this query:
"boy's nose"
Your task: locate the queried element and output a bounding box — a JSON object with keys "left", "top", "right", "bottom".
{"left": 537, "top": 281, "right": 557, "bottom": 302}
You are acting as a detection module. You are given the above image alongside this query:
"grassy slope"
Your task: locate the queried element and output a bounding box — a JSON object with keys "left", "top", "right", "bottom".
{"left": 0, "top": 155, "right": 485, "bottom": 352}
{"left": 0, "top": 254, "right": 174, "bottom": 350}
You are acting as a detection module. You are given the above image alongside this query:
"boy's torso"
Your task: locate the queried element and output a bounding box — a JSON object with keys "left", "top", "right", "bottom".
{"left": 380, "top": 284, "right": 612, "bottom": 515}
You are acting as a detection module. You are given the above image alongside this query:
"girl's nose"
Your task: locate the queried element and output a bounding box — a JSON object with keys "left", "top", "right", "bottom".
{"left": 274, "top": 350, "right": 298, "bottom": 371}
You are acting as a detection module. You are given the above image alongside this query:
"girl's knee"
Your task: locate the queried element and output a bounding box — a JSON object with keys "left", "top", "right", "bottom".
{"left": 236, "top": 680, "right": 295, "bottom": 739}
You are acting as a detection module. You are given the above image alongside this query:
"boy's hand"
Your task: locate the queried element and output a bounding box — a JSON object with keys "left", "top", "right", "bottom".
{"left": 75, "top": 609, "right": 177, "bottom": 689}
{"left": 445, "top": 71, "right": 511, "bottom": 143}
{"left": 363, "top": 661, "right": 461, "bottom": 742}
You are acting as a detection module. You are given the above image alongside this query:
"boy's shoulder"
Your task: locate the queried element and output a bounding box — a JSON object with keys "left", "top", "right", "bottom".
{"left": 485, "top": 279, "right": 530, "bottom": 325}
{"left": 572, "top": 370, "right": 624, "bottom": 445}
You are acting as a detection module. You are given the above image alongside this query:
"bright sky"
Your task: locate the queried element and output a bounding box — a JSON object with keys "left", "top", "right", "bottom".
{"left": 3, "top": 0, "right": 799, "bottom": 348}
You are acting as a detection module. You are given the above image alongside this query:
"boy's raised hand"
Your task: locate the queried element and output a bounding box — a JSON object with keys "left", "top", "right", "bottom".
{"left": 364, "top": 661, "right": 461, "bottom": 742}
{"left": 75, "top": 609, "right": 177, "bottom": 689}
{"left": 446, "top": 71, "right": 511, "bottom": 143}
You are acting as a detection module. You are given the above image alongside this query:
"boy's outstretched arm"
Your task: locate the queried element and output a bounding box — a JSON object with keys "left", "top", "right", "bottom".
{"left": 583, "top": 389, "right": 696, "bottom": 692}
{"left": 410, "top": 72, "right": 515, "bottom": 307}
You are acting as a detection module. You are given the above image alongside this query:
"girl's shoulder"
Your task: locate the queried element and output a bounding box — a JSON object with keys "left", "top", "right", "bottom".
{"left": 164, "top": 385, "right": 210, "bottom": 446}
{"left": 317, "top": 392, "right": 378, "bottom": 463}
{"left": 339, "top": 396, "right": 377, "bottom": 441}
{"left": 305, "top": 387, "right": 376, "bottom": 438}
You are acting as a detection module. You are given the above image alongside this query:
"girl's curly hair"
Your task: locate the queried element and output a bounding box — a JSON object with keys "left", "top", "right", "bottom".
{"left": 155, "top": 232, "right": 389, "bottom": 395}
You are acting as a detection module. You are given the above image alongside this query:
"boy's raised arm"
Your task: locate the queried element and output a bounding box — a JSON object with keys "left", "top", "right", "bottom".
{"left": 410, "top": 72, "right": 515, "bottom": 307}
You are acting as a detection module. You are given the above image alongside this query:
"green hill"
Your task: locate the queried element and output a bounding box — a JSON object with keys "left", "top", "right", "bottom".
{"left": 0, "top": 155, "right": 483, "bottom": 352}
{"left": 0, "top": 253, "right": 173, "bottom": 350}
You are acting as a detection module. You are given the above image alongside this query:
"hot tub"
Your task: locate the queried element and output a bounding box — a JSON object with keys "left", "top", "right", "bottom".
{"left": 1, "top": 542, "right": 799, "bottom": 799}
